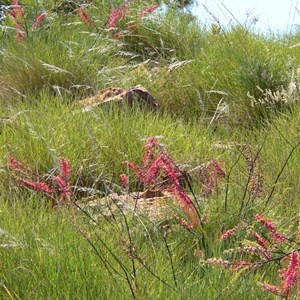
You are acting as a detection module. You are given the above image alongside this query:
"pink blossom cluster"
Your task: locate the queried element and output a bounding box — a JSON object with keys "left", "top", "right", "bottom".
{"left": 107, "top": 1, "right": 160, "bottom": 38}
{"left": 260, "top": 251, "right": 299, "bottom": 297}
{"left": 218, "top": 214, "right": 300, "bottom": 297}
{"left": 7, "top": 0, "right": 47, "bottom": 41}
{"left": 255, "top": 213, "right": 286, "bottom": 243}
{"left": 77, "top": 5, "right": 93, "bottom": 27}
{"left": 8, "top": 154, "right": 73, "bottom": 206}
{"left": 124, "top": 136, "right": 199, "bottom": 228}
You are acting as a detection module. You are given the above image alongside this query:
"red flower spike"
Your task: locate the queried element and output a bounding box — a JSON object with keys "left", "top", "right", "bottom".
{"left": 32, "top": 12, "right": 47, "bottom": 31}
{"left": 255, "top": 214, "right": 286, "bottom": 243}
{"left": 142, "top": 157, "right": 161, "bottom": 185}
{"left": 220, "top": 226, "right": 238, "bottom": 241}
{"left": 143, "top": 136, "right": 160, "bottom": 165}
{"left": 7, "top": 153, "right": 29, "bottom": 173}
{"left": 251, "top": 230, "right": 269, "bottom": 250}
{"left": 53, "top": 175, "right": 72, "bottom": 201}
{"left": 59, "top": 158, "right": 71, "bottom": 181}
{"left": 9, "top": 1, "right": 23, "bottom": 20}
{"left": 107, "top": 8, "right": 121, "bottom": 29}
{"left": 16, "top": 177, "right": 53, "bottom": 195}
{"left": 279, "top": 251, "right": 299, "bottom": 296}
{"left": 120, "top": 174, "right": 129, "bottom": 189}
{"left": 231, "top": 260, "right": 252, "bottom": 272}
{"left": 137, "top": 4, "right": 159, "bottom": 18}
{"left": 123, "top": 136, "right": 200, "bottom": 228}
{"left": 127, "top": 24, "right": 138, "bottom": 30}
{"left": 77, "top": 6, "right": 93, "bottom": 27}
{"left": 258, "top": 282, "right": 281, "bottom": 296}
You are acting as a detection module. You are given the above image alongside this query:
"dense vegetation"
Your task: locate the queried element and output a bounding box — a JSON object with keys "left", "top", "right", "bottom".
{"left": 1, "top": 1, "right": 300, "bottom": 299}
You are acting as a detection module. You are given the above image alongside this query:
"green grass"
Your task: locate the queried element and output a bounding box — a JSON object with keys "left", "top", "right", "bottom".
{"left": 0, "top": 195, "right": 277, "bottom": 299}
{"left": 1, "top": 1, "right": 300, "bottom": 299}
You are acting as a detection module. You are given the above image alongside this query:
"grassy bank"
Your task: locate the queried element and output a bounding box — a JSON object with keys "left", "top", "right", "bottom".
{"left": 1, "top": 1, "right": 300, "bottom": 299}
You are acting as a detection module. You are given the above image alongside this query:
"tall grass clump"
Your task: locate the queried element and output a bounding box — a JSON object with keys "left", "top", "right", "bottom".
{"left": 0, "top": 95, "right": 218, "bottom": 191}
{"left": 0, "top": 3, "right": 127, "bottom": 100}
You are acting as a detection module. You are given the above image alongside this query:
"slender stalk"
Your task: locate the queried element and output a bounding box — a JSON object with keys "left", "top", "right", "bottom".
{"left": 162, "top": 229, "right": 177, "bottom": 287}
{"left": 265, "top": 140, "right": 300, "bottom": 207}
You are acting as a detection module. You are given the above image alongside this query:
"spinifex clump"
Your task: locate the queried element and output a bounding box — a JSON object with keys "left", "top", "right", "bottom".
{"left": 124, "top": 136, "right": 200, "bottom": 228}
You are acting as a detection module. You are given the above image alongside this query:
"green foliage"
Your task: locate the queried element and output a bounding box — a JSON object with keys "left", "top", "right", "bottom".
{"left": 1, "top": 0, "right": 300, "bottom": 298}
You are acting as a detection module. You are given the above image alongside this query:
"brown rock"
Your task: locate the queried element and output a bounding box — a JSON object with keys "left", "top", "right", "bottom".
{"left": 78, "top": 190, "right": 178, "bottom": 222}
{"left": 77, "top": 85, "right": 157, "bottom": 111}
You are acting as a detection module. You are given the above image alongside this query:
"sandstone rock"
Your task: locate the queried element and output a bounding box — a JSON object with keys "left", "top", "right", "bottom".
{"left": 77, "top": 85, "right": 157, "bottom": 111}
{"left": 78, "top": 189, "right": 178, "bottom": 222}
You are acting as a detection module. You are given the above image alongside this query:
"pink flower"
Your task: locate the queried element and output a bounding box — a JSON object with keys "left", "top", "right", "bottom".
{"left": 59, "top": 158, "right": 71, "bottom": 181}
{"left": 279, "top": 251, "right": 299, "bottom": 296}
{"left": 251, "top": 231, "right": 268, "bottom": 250}
{"left": 77, "top": 6, "right": 93, "bottom": 27}
{"left": 32, "top": 12, "right": 47, "bottom": 31}
{"left": 53, "top": 175, "right": 73, "bottom": 202}
{"left": 127, "top": 24, "right": 138, "bottom": 30}
{"left": 9, "top": 1, "right": 24, "bottom": 20}
{"left": 255, "top": 214, "right": 286, "bottom": 243}
{"left": 16, "top": 177, "right": 54, "bottom": 195}
{"left": 120, "top": 174, "right": 129, "bottom": 189}
{"left": 258, "top": 282, "right": 281, "bottom": 296}
{"left": 220, "top": 226, "right": 238, "bottom": 241}
{"left": 107, "top": 8, "right": 120, "bottom": 29}
{"left": 137, "top": 4, "right": 159, "bottom": 18}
